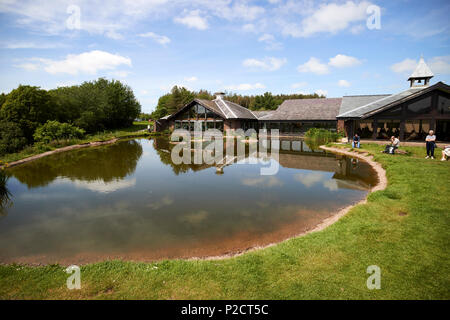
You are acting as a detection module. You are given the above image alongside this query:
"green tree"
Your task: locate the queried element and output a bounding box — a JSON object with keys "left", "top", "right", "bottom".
{"left": 0, "top": 85, "right": 57, "bottom": 142}
{"left": 0, "top": 93, "right": 7, "bottom": 108}
{"left": 0, "top": 120, "right": 28, "bottom": 155}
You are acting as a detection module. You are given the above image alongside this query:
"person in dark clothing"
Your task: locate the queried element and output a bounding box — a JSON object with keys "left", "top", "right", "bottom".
{"left": 352, "top": 134, "right": 360, "bottom": 148}
{"left": 425, "top": 130, "right": 436, "bottom": 159}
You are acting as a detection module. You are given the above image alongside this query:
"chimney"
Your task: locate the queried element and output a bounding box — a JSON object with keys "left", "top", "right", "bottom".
{"left": 214, "top": 92, "right": 225, "bottom": 100}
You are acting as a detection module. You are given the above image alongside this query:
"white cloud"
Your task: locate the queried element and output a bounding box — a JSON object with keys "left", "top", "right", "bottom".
{"left": 427, "top": 56, "right": 450, "bottom": 75}
{"left": 184, "top": 76, "right": 198, "bottom": 82}
{"left": 338, "top": 80, "right": 351, "bottom": 87}
{"left": 243, "top": 57, "right": 286, "bottom": 71}
{"left": 315, "top": 89, "right": 328, "bottom": 96}
{"left": 109, "top": 70, "right": 131, "bottom": 78}
{"left": 390, "top": 58, "right": 418, "bottom": 73}
{"left": 241, "top": 176, "right": 283, "bottom": 187}
{"left": 0, "top": 0, "right": 169, "bottom": 38}
{"left": 139, "top": 32, "right": 171, "bottom": 45}
{"left": 294, "top": 172, "right": 326, "bottom": 187}
{"left": 297, "top": 57, "right": 329, "bottom": 75}
{"left": 224, "top": 83, "right": 266, "bottom": 91}
{"left": 258, "top": 33, "right": 274, "bottom": 42}
{"left": 2, "top": 41, "right": 65, "bottom": 49}
{"left": 174, "top": 10, "right": 208, "bottom": 30}
{"left": 69, "top": 178, "right": 136, "bottom": 194}
{"left": 257, "top": 33, "right": 283, "bottom": 50}
{"left": 391, "top": 56, "right": 450, "bottom": 75}
{"left": 14, "top": 62, "right": 39, "bottom": 71}
{"left": 282, "top": 1, "right": 372, "bottom": 37}
{"left": 328, "top": 54, "right": 362, "bottom": 68}
{"left": 218, "top": 3, "right": 265, "bottom": 21}
{"left": 21, "top": 50, "right": 132, "bottom": 75}
{"left": 291, "top": 82, "right": 307, "bottom": 89}
{"left": 242, "top": 23, "right": 257, "bottom": 33}
{"left": 298, "top": 55, "right": 362, "bottom": 75}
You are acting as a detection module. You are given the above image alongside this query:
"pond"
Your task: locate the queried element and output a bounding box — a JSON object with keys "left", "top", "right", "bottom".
{"left": 0, "top": 137, "right": 377, "bottom": 264}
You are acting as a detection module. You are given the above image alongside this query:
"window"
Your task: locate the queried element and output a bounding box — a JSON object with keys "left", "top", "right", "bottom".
{"left": 214, "top": 120, "right": 223, "bottom": 131}
{"left": 270, "top": 122, "right": 280, "bottom": 130}
{"left": 356, "top": 121, "right": 374, "bottom": 139}
{"left": 206, "top": 108, "right": 215, "bottom": 119}
{"left": 189, "top": 105, "right": 196, "bottom": 119}
{"left": 376, "top": 120, "right": 400, "bottom": 139}
{"left": 438, "top": 95, "right": 450, "bottom": 115}
{"left": 404, "top": 120, "right": 430, "bottom": 141}
{"left": 378, "top": 106, "right": 402, "bottom": 117}
{"left": 181, "top": 121, "right": 189, "bottom": 130}
{"left": 406, "top": 96, "right": 432, "bottom": 115}
{"left": 292, "top": 122, "right": 302, "bottom": 133}
{"left": 436, "top": 120, "right": 450, "bottom": 141}
{"left": 281, "top": 123, "right": 291, "bottom": 133}
{"left": 197, "top": 105, "right": 207, "bottom": 119}
{"left": 259, "top": 122, "right": 268, "bottom": 130}
{"left": 281, "top": 140, "right": 291, "bottom": 150}
{"left": 292, "top": 141, "right": 301, "bottom": 151}
{"left": 206, "top": 121, "right": 215, "bottom": 130}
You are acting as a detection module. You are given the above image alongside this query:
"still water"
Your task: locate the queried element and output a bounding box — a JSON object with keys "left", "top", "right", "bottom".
{"left": 0, "top": 138, "right": 377, "bottom": 264}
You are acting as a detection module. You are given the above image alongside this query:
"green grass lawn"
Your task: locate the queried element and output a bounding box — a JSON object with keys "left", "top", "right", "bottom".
{"left": 0, "top": 121, "right": 153, "bottom": 164}
{"left": 0, "top": 143, "right": 449, "bottom": 299}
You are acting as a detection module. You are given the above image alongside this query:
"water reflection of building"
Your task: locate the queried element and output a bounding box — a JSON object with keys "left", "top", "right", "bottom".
{"left": 154, "top": 137, "right": 375, "bottom": 190}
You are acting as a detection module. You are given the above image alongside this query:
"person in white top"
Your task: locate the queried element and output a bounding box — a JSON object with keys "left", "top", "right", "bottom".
{"left": 441, "top": 145, "right": 450, "bottom": 161}
{"left": 425, "top": 130, "right": 436, "bottom": 159}
{"left": 391, "top": 136, "right": 400, "bottom": 149}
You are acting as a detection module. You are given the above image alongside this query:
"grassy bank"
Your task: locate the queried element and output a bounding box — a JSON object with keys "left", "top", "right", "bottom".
{"left": 0, "top": 143, "right": 449, "bottom": 299}
{"left": 0, "top": 121, "right": 153, "bottom": 164}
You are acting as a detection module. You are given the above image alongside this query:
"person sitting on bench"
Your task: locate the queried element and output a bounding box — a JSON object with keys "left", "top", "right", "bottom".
{"left": 352, "top": 133, "right": 360, "bottom": 148}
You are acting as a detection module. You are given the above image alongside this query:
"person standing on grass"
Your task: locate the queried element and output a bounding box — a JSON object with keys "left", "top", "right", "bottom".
{"left": 352, "top": 133, "right": 360, "bottom": 148}
{"left": 425, "top": 130, "right": 437, "bottom": 159}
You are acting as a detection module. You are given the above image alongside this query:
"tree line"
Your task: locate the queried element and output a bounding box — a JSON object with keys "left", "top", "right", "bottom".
{"left": 151, "top": 86, "right": 325, "bottom": 119}
{"left": 0, "top": 78, "right": 141, "bottom": 156}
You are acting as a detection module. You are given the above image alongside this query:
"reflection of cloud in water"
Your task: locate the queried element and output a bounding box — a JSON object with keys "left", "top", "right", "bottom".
{"left": 57, "top": 177, "right": 136, "bottom": 193}
{"left": 294, "top": 172, "right": 326, "bottom": 187}
{"left": 323, "top": 179, "right": 339, "bottom": 191}
{"left": 294, "top": 172, "right": 339, "bottom": 191}
{"left": 147, "top": 196, "right": 174, "bottom": 210}
{"left": 179, "top": 210, "right": 209, "bottom": 224}
{"left": 241, "top": 176, "right": 283, "bottom": 188}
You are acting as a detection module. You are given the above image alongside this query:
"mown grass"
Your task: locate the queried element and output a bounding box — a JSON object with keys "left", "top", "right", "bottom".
{"left": 0, "top": 143, "right": 449, "bottom": 299}
{"left": 0, "top": 122, "right": 153, "bottom": 164}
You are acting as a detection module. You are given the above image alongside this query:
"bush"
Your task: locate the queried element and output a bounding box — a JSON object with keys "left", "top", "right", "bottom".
{"left": 305, "top": 128, "right": 342, "bottom": 143}
{"left": 33, "top": 120, "right": 85, "bottom": 144}
{"left": 0, "top": 120, "right": 28, "bottom": 155}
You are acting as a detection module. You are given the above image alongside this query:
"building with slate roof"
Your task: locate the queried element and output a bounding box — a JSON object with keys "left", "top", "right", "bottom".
{"left": 155, "top": 57, "right": 450, "bottom": 141}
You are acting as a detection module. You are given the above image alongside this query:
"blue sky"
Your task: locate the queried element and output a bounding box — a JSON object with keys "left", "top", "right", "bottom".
{"left": 0, "top": 0, "right": 449, "bottom": 113}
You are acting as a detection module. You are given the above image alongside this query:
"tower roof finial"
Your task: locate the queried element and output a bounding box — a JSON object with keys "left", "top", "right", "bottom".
{"left": 408, "top": 55, "right": 433, "bottom": 87}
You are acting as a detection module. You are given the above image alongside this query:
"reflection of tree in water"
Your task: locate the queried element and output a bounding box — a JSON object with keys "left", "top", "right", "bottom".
{"left": 0, "top": 170, "right": 12, "bottom": 216}
{"left": 303, "top": 138, "right": 323, "bottom": 151}
{"left": 152, "top": 138, "right": 214, "bottom": 175}
{"left": 9, "top": 140, "right": 143, "bottom": 188}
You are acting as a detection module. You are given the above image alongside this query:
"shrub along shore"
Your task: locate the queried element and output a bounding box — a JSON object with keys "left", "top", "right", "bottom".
{"left": 0, "top": 122, "right": 154, "bottom": 165}
{"left": 0, "top": 143, "right": 448, "bottom": 299}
